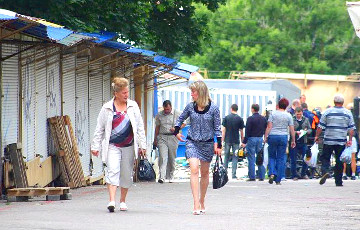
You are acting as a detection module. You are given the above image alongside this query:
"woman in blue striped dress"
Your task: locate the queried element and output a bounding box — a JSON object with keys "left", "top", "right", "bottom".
{"left": 173, "top": 81, "right": 222, "bottom": 215}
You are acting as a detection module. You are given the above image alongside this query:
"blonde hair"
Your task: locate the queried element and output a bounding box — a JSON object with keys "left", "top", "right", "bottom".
{"left": 189, "top": 80, "right": 210, "bottom": 107}
{"left": 112, "top": 77, "right": 129, "bottom": 92}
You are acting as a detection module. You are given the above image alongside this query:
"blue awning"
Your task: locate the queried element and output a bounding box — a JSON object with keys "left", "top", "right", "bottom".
{"left": 47, "top": 26, "right": 73, "bottom": 40}
{"left": 174, "top": 62, "right": 199, "bottom": 73}
{"left": 126, "top": 48, "right": 157, "bottom": 57}
{"left": 80, "top": 32, "right": 117, "bottom": 43}
{"left": 0, "top": 7, "right": 198, "bottom": 79}
{"left": 102, "top": 40, "right": 131, "bottom": 51}
{"left": 154, "top": 56, "right": 177, "bottom": 66}
{"left": 169, "top": 68, "right": 191, "bottom": 80}
{"left": 8, "top": 20, "right": 73, "bottom": 41}
{"left": 0, "top": 13, "right": 17, "bottom": 20}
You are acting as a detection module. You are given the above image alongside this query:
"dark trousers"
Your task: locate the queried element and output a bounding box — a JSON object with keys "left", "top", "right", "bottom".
{"left": 321, "top": 144, "right": 345, "bottom": 185}
{"left": 289, "top": 143, "right": 308, "bottom": 178}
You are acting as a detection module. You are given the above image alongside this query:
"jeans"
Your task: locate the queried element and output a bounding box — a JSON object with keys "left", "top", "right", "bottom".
{"left": 321, "top": 144, "right": 345, "bottom": 185}
{"left": 246, "top": 137, "right": 266, "bottom": 180}
{"left": 268, "top": 135, "right": 288, "bottom": 183}
{"left": 224, "top": 143, "right": 239, "bottom": 178}
{"left": 289, "top": 143, "right": 308, "bottom": 178}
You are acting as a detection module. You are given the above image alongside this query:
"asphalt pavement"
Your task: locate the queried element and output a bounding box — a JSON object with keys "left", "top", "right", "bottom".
{"left": 1, "top": 177, "right": 360, "bottom": 230}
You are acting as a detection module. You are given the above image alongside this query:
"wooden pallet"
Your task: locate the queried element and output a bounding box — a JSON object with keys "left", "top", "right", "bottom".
{"left": 7, "top": 187, "right": 70, "bottom": 197}
{"left": 88, "top": 174, "right": 105, "bottom": 185}
{"left": 48, "top": 116, "right": 85, "bottom": 188}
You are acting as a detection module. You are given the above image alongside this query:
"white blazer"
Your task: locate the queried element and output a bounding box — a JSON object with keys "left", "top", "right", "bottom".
{"left": 91, "top": 98, "right": 146, "bottom": 163}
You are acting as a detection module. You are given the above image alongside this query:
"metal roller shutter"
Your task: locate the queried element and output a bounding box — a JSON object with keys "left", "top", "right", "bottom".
{"left": 102, "top": 64, "right": 111, "bottom": 103}
{"left": 89, "top": 62, "right": 103, "bottom": 177}
{"left": 1, "top": 44, "right": 19, "bottom": 150}
{"left": 75, "top": 56, "right": 90, "bottom": 176}
{"left": 21, "top": 48, "right": 36, "bottom": 161}
{"left": 47, "top": 47, "right": 61, "bottom": 117}
{"left": 62, "top": 54, "right": 76, "bottom": 124}
{"left": 34, "top": 48, "right": 48, "bottom": 159}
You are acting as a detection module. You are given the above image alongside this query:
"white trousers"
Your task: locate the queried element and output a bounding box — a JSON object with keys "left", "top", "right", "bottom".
{"left": 105, "top": 144, "right": 135, "bottom": 188}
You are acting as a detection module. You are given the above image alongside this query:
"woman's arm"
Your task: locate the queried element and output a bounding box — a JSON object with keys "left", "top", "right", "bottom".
{"left": 91, "top": 107, "right": 107, "bottom": 154}
{"left": 173, "top": 103, "right": 191, "bottom": 135}
{"left": 134, "top": 104, "right": 146, "bottom": 150}
{"left": 264, "top": 122, "right": 272, "bottom": 143}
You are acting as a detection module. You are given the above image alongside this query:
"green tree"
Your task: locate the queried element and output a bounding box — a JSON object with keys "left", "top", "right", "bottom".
{"left": 0, "top": 0, "right": 225, "bottom": 55}
{"left": 180, "top": 0, "right": 360, "bottom": 77}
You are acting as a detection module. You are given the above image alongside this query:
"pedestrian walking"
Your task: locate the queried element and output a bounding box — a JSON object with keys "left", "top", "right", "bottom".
{"left": 173, "top": 80, "right": 222, "bottom": 215}
{"left": 91, "top": 77, "right": 146, "bottom": 212}
{"left": 153, "top": 100, "right": 182, "bottom": 183}
{"left": 300, "top": 94, "right": 306, "bottom": 104}
{"left": 287, "top": 99, "right": 300, "bottom": 115}
{"left": 289, "top": 107, "right": 312, "bottom": 180}
{"left": 315, "top": 94, "right": 355, "bottom": 186}
{"left": 264, "top": 98, "right": 296, "bottom": 185}
{"left": 241, "top": 104, "right": 267, "bottom": 181}
{"left": 222, "top": 104, "right": 244, "bottom": 179}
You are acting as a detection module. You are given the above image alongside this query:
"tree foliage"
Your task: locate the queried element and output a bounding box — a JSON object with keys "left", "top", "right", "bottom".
{"left": 180, "top": 0, "right": 360, "bottom": 76}
{"left": 0, "top": 0, "right": 225, "bottom": 55}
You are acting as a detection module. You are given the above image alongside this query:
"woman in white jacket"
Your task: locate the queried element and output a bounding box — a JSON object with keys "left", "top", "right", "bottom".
{"left": 91, "top": 77, "right": 146, "bottom": 212}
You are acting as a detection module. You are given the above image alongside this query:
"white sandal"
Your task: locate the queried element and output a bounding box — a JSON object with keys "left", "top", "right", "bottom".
{"left": 119, "top": 202, "right": 128, "bottom": 211}
{"left": 192, "top": 210, "right": 201, "bottom": 215}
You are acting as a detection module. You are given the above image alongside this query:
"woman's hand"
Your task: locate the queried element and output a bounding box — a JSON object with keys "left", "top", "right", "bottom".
{"left": 91, "top": 150, "right": 99, "bottom": 157}
{"left": 175, "top": 133, "right": 186, "bottom": 142}
{"left": 214, "top": 143, "right": 222, "bottom": 156}
{"left": 291, "top": 141, "right": 296, "bottom": 149}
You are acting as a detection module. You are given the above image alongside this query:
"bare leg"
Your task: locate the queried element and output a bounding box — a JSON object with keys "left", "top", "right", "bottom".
{"left": 107, "top": 184, "right": 117, "bottom": 202}
{"left": 343, "top": 163, "right": 346, "bottom": 174}
{"left": 120, "top": 187, "right": 129, "bottom": 203}
{"left": 351, "top": 153, "right": 356, "bottom": 174}
{"left": 199, "top": 161, "right": 210, "bottom": 211}
{"left": 189, "top": 158, "right": 200, "bottom": 211}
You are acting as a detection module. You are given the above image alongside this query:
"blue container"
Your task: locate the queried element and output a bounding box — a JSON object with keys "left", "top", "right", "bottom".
{"left": 176, "top": 125, "right": 189, "bottom": 158}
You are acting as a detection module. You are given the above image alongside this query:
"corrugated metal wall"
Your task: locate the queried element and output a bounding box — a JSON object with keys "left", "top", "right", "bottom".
{"left": 75, "top": 56, "right": 90, "bottom": 177}
{"left": 1, "top": 44, "right": 19, "bottom": 151}
{"left": 34, "top": 47, "right": 48, "bottom": 159}
{"left": 158, "top": 86, "right": 276, "bottom": 123}
{"left": 88, "top": 62, "right": 104, "bottom": 178}
{"left": 21, "top": 48, "right": 36, "bottom": 161}
{"left": 62, "top": 54, "right": 76, "bottom": 124}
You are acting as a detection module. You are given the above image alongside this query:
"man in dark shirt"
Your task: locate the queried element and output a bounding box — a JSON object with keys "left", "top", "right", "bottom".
{"left": 222, "top": 104, "right": 244, "bottom": 179}
{"left": 242, "top": 104, "right": 267, "bottom": 181}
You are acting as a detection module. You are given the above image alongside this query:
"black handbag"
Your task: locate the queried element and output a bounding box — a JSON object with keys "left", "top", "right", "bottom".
{"left": 256, "top": 146, "right": 264, "bottom": 166}
{"left": 212, "top": 155, "right": 228, "bottom": 189}
{"left": 137, "top": 156, "right": 156, "bottom": 182}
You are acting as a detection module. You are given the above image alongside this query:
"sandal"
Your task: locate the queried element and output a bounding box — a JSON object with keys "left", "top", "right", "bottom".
{"left": 200, "top": 209, "right": 206, "bottom": 214}
{"left": 119, "top": 202, "right": 128, "bottom": 211}
{"left": 192, "top": 210, "right": 201, "bottom": 215}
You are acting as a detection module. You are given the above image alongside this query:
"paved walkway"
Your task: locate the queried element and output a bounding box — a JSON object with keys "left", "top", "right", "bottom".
{"left": 1, "top": 178, "right": 360, "bottom": 230}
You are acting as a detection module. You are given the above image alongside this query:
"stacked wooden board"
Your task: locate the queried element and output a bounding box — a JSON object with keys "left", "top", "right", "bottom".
{"left": 48, "top": 115, "right": 85, "bottom": 188}
{"left": 4, "top": 143, "right": 28, "bottom": 188}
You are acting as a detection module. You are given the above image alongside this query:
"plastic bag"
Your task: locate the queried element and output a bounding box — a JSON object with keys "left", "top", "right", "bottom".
{"left": 263, "top": 143, "right": 269, "bottom": 168}
{"left": 256, "top": 146, "right": 264, "bottom": 166}
{"left": 340, "top": 147, "right": 352, "bottom": 164}
{"left": 137, "top": 157, "right": 156, "bottom": 182}
{"left": 212, "top": 155, "right": 228, "bottom": 189}
{"left": 304, "top": 143, "right": 319, "bottom": 167}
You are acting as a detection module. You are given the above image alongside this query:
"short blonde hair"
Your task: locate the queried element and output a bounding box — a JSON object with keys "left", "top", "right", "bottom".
{"left": 112, "top": 77, "right": 129, "bottom": 92}
{"left": 189, "top": 81, "right": 210, "bottom": 107}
